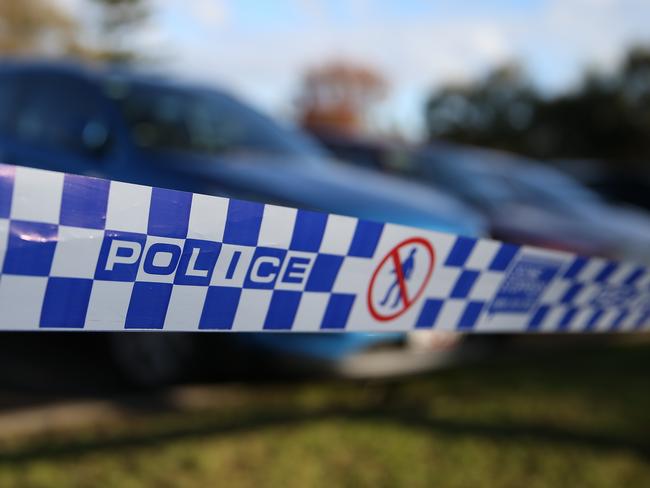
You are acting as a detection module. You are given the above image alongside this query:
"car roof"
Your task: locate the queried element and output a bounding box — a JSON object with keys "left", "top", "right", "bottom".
{"left": 0, "top": 58, "right": 225, "bottom": 96}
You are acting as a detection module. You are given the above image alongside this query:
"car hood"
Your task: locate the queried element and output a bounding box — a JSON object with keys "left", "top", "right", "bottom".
{"left": 150, "top": 151, "right": 485, "bottom": 237}
{"left": 491, "top": 202, "right": 650, "bottom": 263}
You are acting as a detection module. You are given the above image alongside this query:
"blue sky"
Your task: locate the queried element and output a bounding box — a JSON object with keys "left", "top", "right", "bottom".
{"left": 63, "top": 0, "right": 650, "bottom": 137}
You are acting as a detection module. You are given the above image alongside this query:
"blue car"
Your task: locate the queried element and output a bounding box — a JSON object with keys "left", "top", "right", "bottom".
{"left": 0, "top": 60, "right": 485, "bottom": 385}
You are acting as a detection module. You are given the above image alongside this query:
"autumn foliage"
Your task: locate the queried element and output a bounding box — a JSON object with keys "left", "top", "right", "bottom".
{"left": 296, "top": 61, "right": 388, "bottom": 136}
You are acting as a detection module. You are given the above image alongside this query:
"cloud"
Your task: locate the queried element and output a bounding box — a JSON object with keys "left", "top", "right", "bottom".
{"left": 185, "top": 0, "right": 228, "bottom": 29}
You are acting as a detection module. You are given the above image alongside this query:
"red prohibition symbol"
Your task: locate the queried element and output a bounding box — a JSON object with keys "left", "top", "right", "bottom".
{"left": 367, "top": 237, "right": 435, "bottom": 321}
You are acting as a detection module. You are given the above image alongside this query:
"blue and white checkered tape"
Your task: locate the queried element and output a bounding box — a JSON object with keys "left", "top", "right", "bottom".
{"left": 0, "top": 163, "right": 649, "bottom": 333}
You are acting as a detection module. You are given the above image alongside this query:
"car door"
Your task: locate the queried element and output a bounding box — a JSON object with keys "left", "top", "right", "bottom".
{"left": 0, "top": 69, "right": 117, "bottom": 177}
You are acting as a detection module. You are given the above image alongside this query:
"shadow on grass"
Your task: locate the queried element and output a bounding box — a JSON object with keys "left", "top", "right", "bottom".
{"left": 0, "top": 338, "right": 648, "bottom": 466}
{"left": 0, "top": 406, "right": 647, "bottom": 465}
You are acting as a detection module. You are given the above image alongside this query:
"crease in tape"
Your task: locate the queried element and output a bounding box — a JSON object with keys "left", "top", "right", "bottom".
{"left": 0, "top": 163, "right": 648, "bottom": 333}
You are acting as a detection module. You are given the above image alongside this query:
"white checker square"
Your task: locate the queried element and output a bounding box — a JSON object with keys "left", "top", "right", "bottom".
{"left": 232, "top": 289, "right": 272, "bottom": 331}
{"left": 568, "top": 308, "right": 594, "bottom": 332}
{"left": 84, "top": 281, "right": 134, "bottom": 330}
{"left": 426, "top": 266, "right": 462, "bottom": 299}
{"left": 477, "top": 313, "right": 529, "bottom": 333}
{"left": 427, "top": 230, "right": 465, "bottom": 268}
{"left": 0, "top": 218, "right": 8, "bottom": 270}
{"left": 620, "top": 311, "right": 643, "bottom": 331}
{"left": 608, "top": 263, "right": 636, "bottom": 285}
{"left": 331, "top": 256, "right": 373, "bottom": 294}
{"left": 435, "top": 300, "right": 465, "bottom": 331}
{"left": 572, "top": 284, "right": 601, "bottom": 306}
{"left": 257, "top": 204, "right": 296, "bottom": 248}
{"left": 0, "top": 275, "right": 47, "bottom": 329}
{"left": 594, "top": 309, "right": 619, "bottom": 332}
{"left": 468, "top": 271, "right": 503, "bottom": 301}
{"left": 50, "top": 226, "right": 104, "bottom": 279}
{"left": 136, "top": 236, "right": 185, "bottom": 283}
{"left": 466, "top": 240, "right": 501, "bottom": 270}
{"left": 105, "top": 181, "right": 151, "bottom": 233}
{"left": 577, "top": 258, "right": 607, "bottom": 282}
{"left": 539, "top": 307, "right": 566, "bottom": 332}
{"left": 636, "top": 271, "right": 650, "bottom": 289}
{"left": 210, "top": 244, "right": 255, "bottom": 286}
{"left": 291, "top": 292, "right": 329, "bottom": 331}
{"left": 539, "top": 279, "right": 572, "bottom": 304}
{"left": 164, "top": 285, "right": 208, "bottom": 330}
{"left": 187, "top": 193, "right": 228, "bottom": 242}
{"left": 372, "top": 223, "right": 411, "bottom": 259}
{"left": 319, "top": 214, "right": 357, "bottom": 255}
{"left": 11, "top": 166, "right": 63, "bottom": 224}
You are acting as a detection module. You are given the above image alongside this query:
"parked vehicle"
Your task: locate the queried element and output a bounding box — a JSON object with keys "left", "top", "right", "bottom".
{"left": 0, "top": 60, "right": 486, "bottom": 386}
{"left": 316, "top": 132, "right": 650, "bottom": 264}
{"left": 417, "top": 143, "right": 650, "bottom": 263}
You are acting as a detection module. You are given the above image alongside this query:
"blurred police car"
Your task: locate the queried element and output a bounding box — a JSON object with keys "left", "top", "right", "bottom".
{"left": 0, "top": 60, "right": 486, "bottom": 385}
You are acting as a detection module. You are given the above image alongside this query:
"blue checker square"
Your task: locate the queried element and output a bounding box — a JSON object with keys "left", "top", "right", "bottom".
{"left": 563, "top": 256, "right": 587, "bottom": 279}
{"left": 290, "top": 210, "right": 328, "bottom": 252}
{"left": 40, "top": 278, "right": 93, "bottom": 328}
{"left": 457, "top": 301, "right": 484, "bottom": 330}
{"left": 415, "top": 298, "right": 444, "bottom": 329}
{"left": 489, "top": 243, "right": 519, "bottom": 271}
{"left": 0, "top": 164, "right": 15, "bottom": 219}
{"left": 174, "top": 239, "right": 222, "bottom": 286}
{"left": 148, "top": 187, "right": 193, "bottom": 238}
{"left": 527, "top": 305, "right": 550, "bottom": 330}
{"left": 450, "top": 270, "right": 480, "bottom": 299}
{"left": 60, "top": 174, "right": 110, "bottom": 229}
{"left": 199, "top": 286, "right": 241, "bottom": 330}
{"left": 321, "top": 293, "right": 355, "bottom": 329}
{"left": 635, "top": 310, "right": 650, "bottom": 329}
{"left": 611, "top": 310, "right": 629, "bottom": 330}
{"left": 306, "top": 254, "right": 343, "bottom": 292}
{"left": 348, "top": 220, "right": 384, "bottom": 258}
{"left": 445, "top": 236, "right": 477, "bottom": 267}
{"left": 585, "top": 309, "right": 605, "bottom": 331}
{"left": 243, "top": 247, "right": 286, "bottom": 289}
{"left": 561, "top": 283, "right": 583, "bottom": 304}
{"left": 95, "top": 230, "right": 147, "bottom": 281}
{"left": 3, "top": 220, "right": 58, "bottom": 276}
{"left": 125, "top": 282, "right": 173, "bottom": 329}
{"left": 557, "top": 307, "right": 578, "bottom": 331}
{"left": 624, "top": 267, "right": 645, "bottom": 286}
{"left": 142, "top": 243, "right": 182, "bottom": 275}
{"left": 223, "top": 199, "right": 264, "bottom": 246}
{"left": 264, "top": 290, "right": 301, "bottom": 330}
{"left": 594, "top": 262, "right": 618, "bottom": 283}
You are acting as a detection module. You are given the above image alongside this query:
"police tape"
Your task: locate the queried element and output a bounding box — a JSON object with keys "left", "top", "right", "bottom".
{"left": 0, "top": 163, "right": 648, "bottom": 333}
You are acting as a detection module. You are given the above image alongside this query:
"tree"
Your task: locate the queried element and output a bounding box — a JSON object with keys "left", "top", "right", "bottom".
{"left": 0, "top": 0, "right": 150, "bottom": 62}
{"left": 425, "top": 64, "right": 538, "bottom": 155}
{"left": 88, "top": 0, "right": 150, "bottom": 62}
{"left": 0, "top": 0, "right": 80, "bottom": 56}
{"left": 424, "top": 46, "right": 650, "bottom": 166}
{"left": 296, "top": 61, "right": 388, "bottom": 136}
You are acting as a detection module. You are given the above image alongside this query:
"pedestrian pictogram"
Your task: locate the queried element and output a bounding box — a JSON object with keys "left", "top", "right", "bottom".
{"left": 367, "top": 237, "right": 435, "bottom": 321}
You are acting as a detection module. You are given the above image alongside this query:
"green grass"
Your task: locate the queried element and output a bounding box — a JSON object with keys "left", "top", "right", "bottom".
{"left": 0, "top": 338, "right": 648, "bottom": 487}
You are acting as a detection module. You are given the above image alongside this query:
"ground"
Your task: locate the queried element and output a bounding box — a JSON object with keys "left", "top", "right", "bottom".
{"left": 0, "top": 336, "right": 647, "bottom": 487}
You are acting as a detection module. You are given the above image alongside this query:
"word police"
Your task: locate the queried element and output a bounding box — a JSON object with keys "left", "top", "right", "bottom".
{"left": 95, "top": 233, "right": 315, "bottom": 289}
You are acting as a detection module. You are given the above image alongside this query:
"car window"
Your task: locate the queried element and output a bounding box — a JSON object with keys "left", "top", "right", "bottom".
{"left": 10, "top": 73, "right": 106, "bottom": 155}
{"left": 0, "top": 72, "right": 20, "bottom": 132}
{"left": 112, "top": 81, "right": 325, "bottom": 158}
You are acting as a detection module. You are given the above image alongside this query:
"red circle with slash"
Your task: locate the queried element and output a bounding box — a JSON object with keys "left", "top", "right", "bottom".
{"left": 367, "top": 237, "right": 435, "bottom": 321}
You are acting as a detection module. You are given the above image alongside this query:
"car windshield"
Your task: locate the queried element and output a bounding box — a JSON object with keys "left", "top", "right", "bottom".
{"left": 503, "top": 170, "right": 601, "bottom": 211}
{"left": 110, "top": 80, "right": 325, "bottom": 158}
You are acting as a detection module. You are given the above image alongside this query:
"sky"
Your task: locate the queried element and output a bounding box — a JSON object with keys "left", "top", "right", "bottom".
{"left": 60, "top": 0, "right": 650, "bottom": 138}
